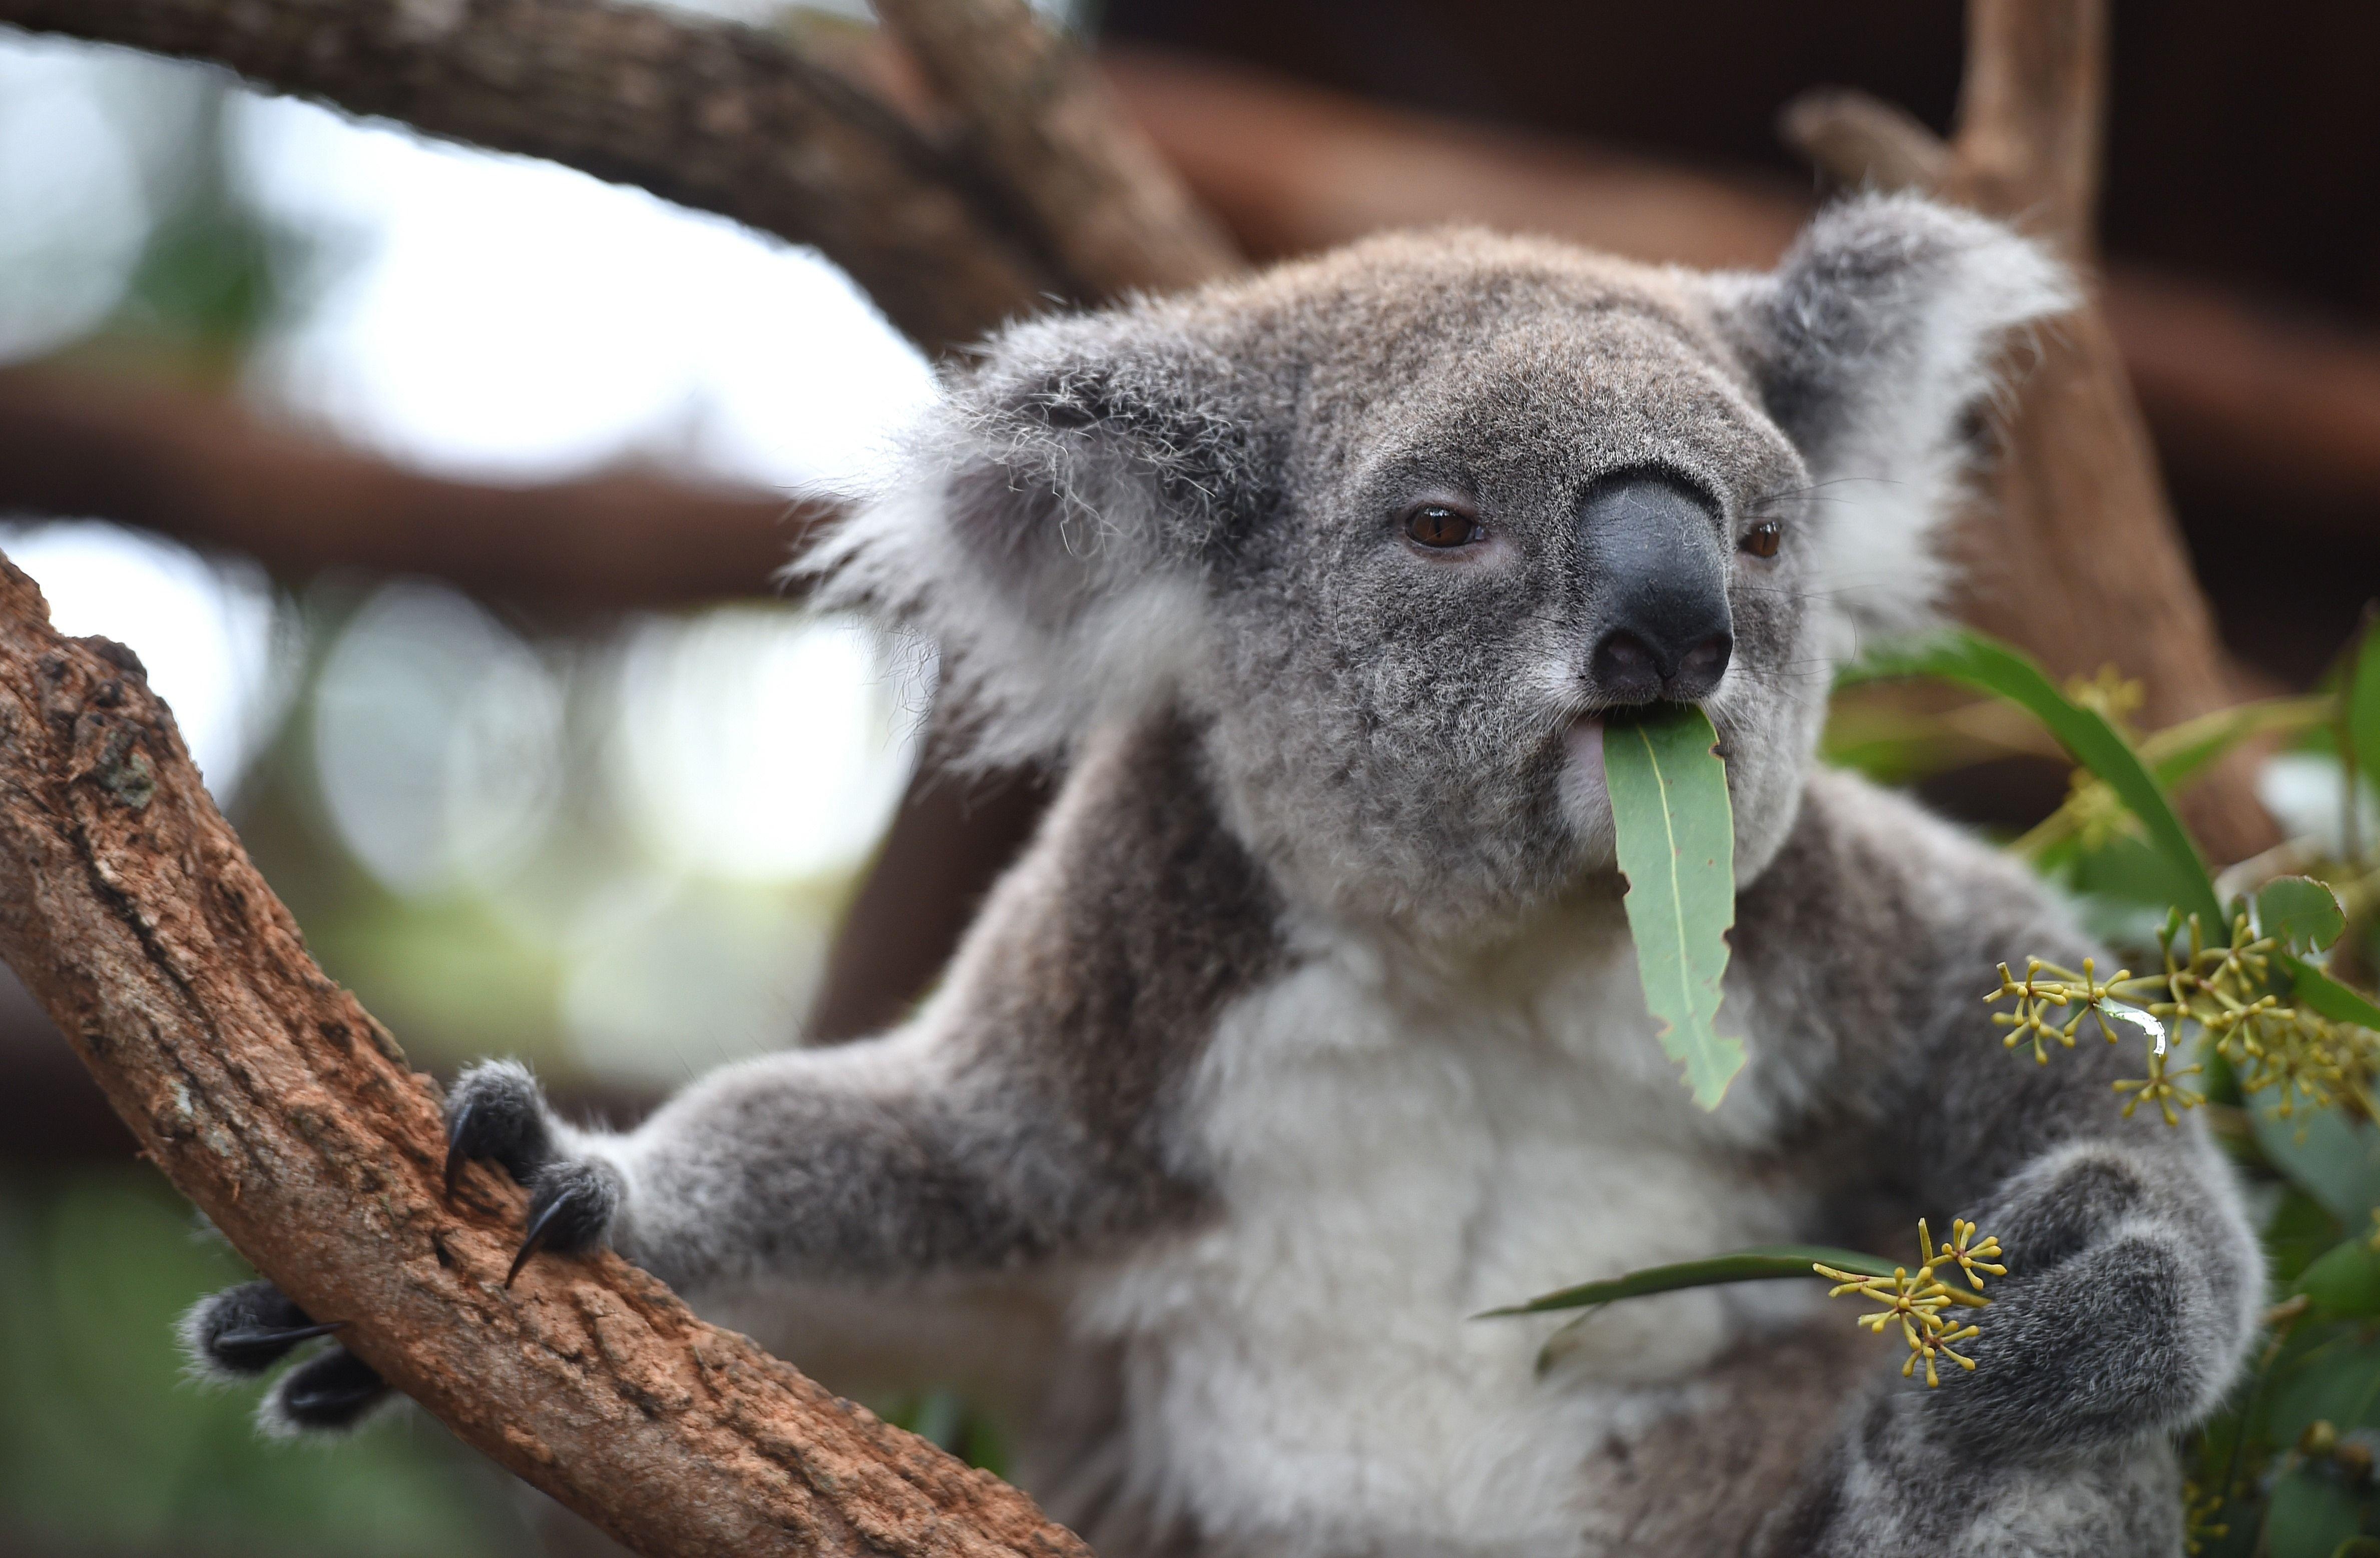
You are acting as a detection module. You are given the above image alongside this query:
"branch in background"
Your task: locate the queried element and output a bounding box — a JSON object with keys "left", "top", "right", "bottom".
{"left": 1102, "top": 47, "right": 2380, "bottom": 552}
{"left": 1781, "top": 0, "right": 2272, "bottom": 860}
{"left": 0, "top": 550, "right": 1087, "bottom": 1558}
{"left": 0, "top": 0, "right": 1059, "bottom": 354}
{"left": 872, "top": 0, "right": 1242, "bottom": 297}
{"left": 0, "top": 362, "right": 824, "bottom": 611}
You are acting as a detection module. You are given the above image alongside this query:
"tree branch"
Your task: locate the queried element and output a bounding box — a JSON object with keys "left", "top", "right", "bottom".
{"left": 0, "top": 0, "right": 1059, "bottom": 354}
{"left": 1106, "top": 48, "right": 2380, "bottom": 537}
{"left": 1929, "top": 0, "right": 2273, "bottom": 858}
{"left": 871, "top": 0, "right": 1241, "bottom": 298}
{"left": 0, "top": 549, "right": 1086, "bottom": 1558}
{"left": 0, "top": 362, "right": 825, "bottom": 611}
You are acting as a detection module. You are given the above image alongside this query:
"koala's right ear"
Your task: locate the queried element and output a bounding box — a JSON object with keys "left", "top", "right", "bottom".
{"left": 1700, "top": 192, "right": 2076, "bottom": 649}
{"left": 805, "top": 306, "right": 1276, "bottom": 763}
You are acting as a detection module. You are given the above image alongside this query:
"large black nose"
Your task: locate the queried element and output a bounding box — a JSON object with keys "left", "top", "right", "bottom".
{"left": 1579, "top": 475, "right": 1732, "bottom": 705}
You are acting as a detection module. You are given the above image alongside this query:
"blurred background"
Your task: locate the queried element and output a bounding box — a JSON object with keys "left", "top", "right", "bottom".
{"left": 1, "top": 1, "right": 2375, "bottom": 1553}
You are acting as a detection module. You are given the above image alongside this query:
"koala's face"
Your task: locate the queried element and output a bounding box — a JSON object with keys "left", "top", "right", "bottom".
{"left": 1187, "top": 258, "right": 1823, "bottom": 929}
{"left": 825, "top": 197, "right": 2068, "bottom": 938}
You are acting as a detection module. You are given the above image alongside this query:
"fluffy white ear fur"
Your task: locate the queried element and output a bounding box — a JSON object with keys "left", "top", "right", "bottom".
{"left": 1699, "top": 192, "right": 2077, "bottom": 654}
{"left": 799, "top": 312, "right": 1245, "bottom": 767}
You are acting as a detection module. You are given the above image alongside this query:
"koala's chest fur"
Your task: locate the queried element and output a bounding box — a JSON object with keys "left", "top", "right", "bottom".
{"left": 1061, "top": 907, "right": 1825, "bottom": 1554}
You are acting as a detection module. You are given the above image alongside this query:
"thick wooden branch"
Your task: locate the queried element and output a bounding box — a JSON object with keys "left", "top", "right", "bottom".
{"left": 0, "top": 551, "right": 1086, "bottom": 1558}
{"left": 0, "top": 0, "right": 1058, "bottom": 354}
{"left": 0, "top": 362, "right": 825, "bottom": 610}
{"left": 871, "top": 0, "right": 1241, "bottom": 297}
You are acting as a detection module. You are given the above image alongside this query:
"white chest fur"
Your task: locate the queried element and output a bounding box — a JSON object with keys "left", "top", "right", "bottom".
{"left": 1070, "top": 911, "right": 1822, "bottom": 1557}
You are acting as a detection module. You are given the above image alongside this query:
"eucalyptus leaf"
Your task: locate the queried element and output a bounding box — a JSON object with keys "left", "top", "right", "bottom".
{"left": 2289, "top": 957, "right": 2380, "bottom": 1034}
{"left": 1850, "top": 631, "right": 2224, "bottom": 929}
{"left": 2263, "top": 1468, "right": 2365, "bottom": 1558}
{"left": 2350, "top": 620, "right": 2380, "bottom": 816}
{"left": 2260, "top": 877, "right": 2349, "bottom": 955}
{"left": 1478, "top": 1245, "right": 1901, "bottom": 1318}
{"left": 1603, "top": 704, "right": 1743, "bottom": 1108}
{"left": 2296, "top": 1237, "right": 2380, "bottom": 1319}
{"left": 2250, "top": 1093, "right": 2380, "bottom": 1227}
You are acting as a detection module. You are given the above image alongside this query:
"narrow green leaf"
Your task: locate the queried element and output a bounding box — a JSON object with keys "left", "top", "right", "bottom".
{"left": 1853, "top": 630, "right": 2224, "bottom": 929}
{"left": 2349, "top": 619, "right": 2380, "bottom": 819}
{"left": 1603, "top": 704, "right": 1743, "bottom": 1109}
{"left": 2288, "top": 956, "right": 2380, "bottom": 1033}
{"left": 2249, "top": 1091, "right": 2380, "bottom": 1226}
{"left": 2259, "top": 877, "right": 2349, "bottom": 955}
{"left": 2147, "top": 695, "right": 2331, "bottom": 791}
{"left": 1477, "top": 1245, "right": 1901, "bottom": 1318}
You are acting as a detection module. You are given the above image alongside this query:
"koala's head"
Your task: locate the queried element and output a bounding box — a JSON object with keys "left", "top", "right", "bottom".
{"left": 818, "top": 194, "right": 2070, "bottom": 937}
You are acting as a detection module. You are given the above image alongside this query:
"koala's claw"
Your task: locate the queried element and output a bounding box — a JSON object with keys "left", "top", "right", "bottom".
{"left": 182, "top": 1278, "right": 345, "bottom": 1378}
{"left": 506, "top": 1161, "right": 621, "bottom": 1286}
{"left": 439, "top": 1062, "right": 617, "bottom": 1284}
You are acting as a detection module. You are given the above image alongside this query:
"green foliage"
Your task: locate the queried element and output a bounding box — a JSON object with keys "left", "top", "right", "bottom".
{"left": 0, "top": 1169, "right": 525, "bottom": 1555}
{"left": 1850, "top": 627, "right": 2380, "bottom": 1555}
{"left": 1853, "top": 630, "right": 2222, "bottom": 926}
{"left": 1478, "top": 1245, "right": 1898, "bottom": 1319}
{"left": 1524, "top": 623, "right": 2380, "bottom": 1552}
{"left": 1602, "top": 704, "right": 1742, "bottom": 1108}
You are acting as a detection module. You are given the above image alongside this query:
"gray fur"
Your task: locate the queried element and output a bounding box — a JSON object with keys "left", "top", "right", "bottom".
{"left": 193, "top": 194, "right": 2258, "bottom": 1557}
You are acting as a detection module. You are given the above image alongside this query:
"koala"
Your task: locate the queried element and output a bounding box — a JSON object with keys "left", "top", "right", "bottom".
{"left": 185, "top": 193, "right": 2262, "bottom": 1557}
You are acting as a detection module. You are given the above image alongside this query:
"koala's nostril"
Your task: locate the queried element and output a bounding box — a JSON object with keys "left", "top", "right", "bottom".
{"left": 1672, "top": 632, "right": 1732, "bottom": 699}
{"left": 1592, "top": 627, "right": 1730, "bottom": 704}
{"left": 1591, "top": 628, "right": 1667, "bottom": 704}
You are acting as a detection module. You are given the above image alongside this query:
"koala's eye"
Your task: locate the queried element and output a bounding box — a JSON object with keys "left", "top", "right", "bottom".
{"left": 1740, "top": 521, "right": 1783, "bottom": 560}
{"left": 1403, "top": 503, "right": 1483, "bottom": 550}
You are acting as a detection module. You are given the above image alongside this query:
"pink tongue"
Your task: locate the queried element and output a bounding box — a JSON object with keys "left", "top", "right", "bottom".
{"left": 1565, "top": 717, "right": 1606, "bottom": 771}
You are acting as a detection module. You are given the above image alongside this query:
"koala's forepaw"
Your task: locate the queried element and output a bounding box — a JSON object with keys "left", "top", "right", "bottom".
{"left": 441, "top": 1060, "right": 621, "bottom": 1285}
{"left": 1927, "top": 1233, "right": 2201, "bottom": 1454}
{"left": 442, "top": 1060, "right": 561, "bottom": 1198}
{"left": 180, "top": 1279, "right": 391, "bottom": 1434}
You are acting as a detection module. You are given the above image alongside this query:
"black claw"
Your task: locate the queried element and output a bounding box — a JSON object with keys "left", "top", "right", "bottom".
{"left": 442, "top": 1102, "right": 471, "bottom": 1199}
{"left": 185, "top": 1278, "right": 335, "bottom": 1377}
{"left": 506, "top": 1195, "right": 570, "bottom": 1287}
{"left": 505, "top": 1162, "right": 619, "bottom": 1286}
{"left": 211, "top": 1319, "right": 347, "bottom": 1371}
{"left": 270, "top": 1347, "right": 390, "bottom": 1433}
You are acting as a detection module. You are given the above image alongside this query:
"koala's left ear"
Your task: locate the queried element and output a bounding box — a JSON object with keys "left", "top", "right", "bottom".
{"left": 806, "top": 303, "right": 1278, "bottom": 763}
{"left": 1700, "top": 192, "right": 2076, "bottom": 645}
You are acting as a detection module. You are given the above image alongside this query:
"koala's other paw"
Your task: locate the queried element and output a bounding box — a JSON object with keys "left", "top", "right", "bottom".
{"left": 180, "top": 1279, "right": 391, "bottom": 1434}
{"left": 441, "top": 1060, "right": 622, "bottom": 1285}
{"left": 1924, "top": 1233, "right": 2207, "bottom": 1455}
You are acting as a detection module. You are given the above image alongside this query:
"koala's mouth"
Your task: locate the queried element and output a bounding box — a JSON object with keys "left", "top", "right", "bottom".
{"left": 1564, "top": 708, "right": 1734, "bottom": 767}
{"left": 1564, "top": 716, "right": 1607, "bottom": 774}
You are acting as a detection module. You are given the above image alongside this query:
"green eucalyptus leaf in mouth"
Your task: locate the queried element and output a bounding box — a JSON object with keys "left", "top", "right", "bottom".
{"left": 1602, "top": 702, "right": 1743, "bottom": 1109}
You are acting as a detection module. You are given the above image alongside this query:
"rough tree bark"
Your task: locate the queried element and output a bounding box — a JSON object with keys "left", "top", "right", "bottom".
{"left": 1780, "top": 0, "right": 2276, "bottom": 860}
{"left": 0, "top": 550, "right": 1087, "bottom": 1558}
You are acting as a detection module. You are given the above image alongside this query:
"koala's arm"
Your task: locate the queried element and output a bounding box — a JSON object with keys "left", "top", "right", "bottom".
{"left": 1878, "top": 888, "right": 2264, "bottom": 1458}
{"left": 1745, "top": 778, "right": 2262, "bottom": 1464}
{"left": 506, "top": 716, "right": 1277, "bottom": 1298}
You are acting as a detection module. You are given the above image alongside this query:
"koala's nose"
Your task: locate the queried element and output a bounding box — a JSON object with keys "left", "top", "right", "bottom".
{"left": 1579, "top": 475, "right": 1733, "bottom": 706}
